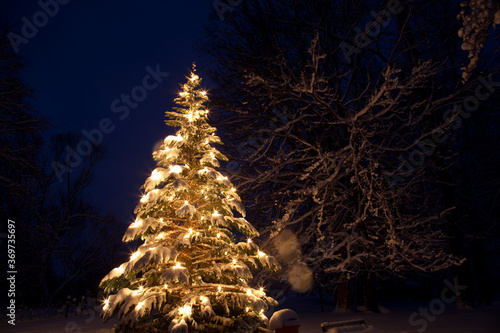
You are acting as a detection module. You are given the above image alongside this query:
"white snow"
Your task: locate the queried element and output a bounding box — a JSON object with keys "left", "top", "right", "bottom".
{"left": 3, "top": 296, "right": 500, "bottom": 333}
{"left": 269, "top": 309, "right": 300, "bottom": 330}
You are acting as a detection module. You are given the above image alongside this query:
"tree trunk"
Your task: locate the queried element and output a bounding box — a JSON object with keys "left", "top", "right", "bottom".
{"left": 336, "top": 278, "right": 352, "bottom": 311}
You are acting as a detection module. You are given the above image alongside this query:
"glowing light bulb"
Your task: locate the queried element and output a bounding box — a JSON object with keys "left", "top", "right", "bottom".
{"left": 247, "top": 289, "right": 252, "bottom": 296}
{"left": 103, "top": 298, "right": 110, "bottom": 310}
{"left": 260, "top": 309, "right": 264, "bottom": 314}
{"left": 224, "top": 251, "right": 227, "bottom": 255}
{"left": 246, "top": 306, "right": 249, "bottom": 312}
{"left": 151, "top": 169, "right": 161, "bottom": 181}
{"left": 231, "top": 187, "right": 236, "bottom": 192}
{"left": 218, "top": 286, "right": 221, "bottom": 292}
{"left": 217, "top": 233, "right": 221, "bottom": 239}
{"left": 174, "top": 262, "right": 182, "bottom": 268}
{"left": 185, "top": 200, "right": 189, "bottom": 205}
{"left": 260, "top": 287, "right": 264, "bottom": 293}
{"left": 201, "top": 91, "right": 207, "bottom": 96}
{"left": 130, "top": 251, "right": 140, "bottom": 260}
{"left": 159, "top": 218, "right": 164, "bottom": 223}
{"left": 131, "top": 219, "right": 142, "bottom": 228}
{"left": 213, "top": 210, "right": 220, "bottom": 216}
{"left": 200, "top": 296, "right": 205, "bottom": 302}
{"left": 114, "top": 265, "right": 124, "bottom": 274}
{"left": 179, "top": 305, "right": 192, "bottom": 316}
{"left": 188, "top": 228, "right": 193, "bottom": 234}
{"left": 233, "top": 258, "right": 237, "bottom": 265}
{"left": 247, "top": 239, "right": 252, "bottom": 244}
{"left": 140, "top": 194, "right": 148, "bottom": 203}
{"left": 136, "top": 301, "right": 144, "bottom": 310}
{"left": 258, "top": 251, "right": 265, "bottom": 257}
{"left": 164, "top": 284, "right": 168, "bottom": 290}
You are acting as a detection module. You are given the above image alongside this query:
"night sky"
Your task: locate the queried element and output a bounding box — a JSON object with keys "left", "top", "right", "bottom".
{"left": 3, "top": 0, "right": 212, "bottom": 224}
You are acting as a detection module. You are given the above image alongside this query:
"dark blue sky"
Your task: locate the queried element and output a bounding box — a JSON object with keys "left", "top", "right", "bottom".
{"left": 4, "top": 0, "right": 214, "bottom": 224}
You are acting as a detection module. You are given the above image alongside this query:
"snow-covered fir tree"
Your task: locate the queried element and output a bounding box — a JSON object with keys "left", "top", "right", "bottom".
{"left": 100, "top": 65, "right": 278, "bottom": 333}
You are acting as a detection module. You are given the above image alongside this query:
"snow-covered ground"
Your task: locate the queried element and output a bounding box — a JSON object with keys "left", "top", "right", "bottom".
{"left": 2, "top": 296, "right": 499, "bottom": 332}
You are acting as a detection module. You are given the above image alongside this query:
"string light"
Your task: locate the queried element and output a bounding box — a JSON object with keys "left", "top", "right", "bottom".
{"left": 258, "top": 251, "right": 266, "bottom": 257}
{"left": 103, "top": 297, "right": 110, "bottom": 310}
{"left": 233, "top": 258, "right": 237, "bottom": 265}
{"left": 247, "top": 289, "right": 253, "bottom": 296}
{"left": 140, "top": 194, "right": 148, "bottom": 203}
{"left": 131, "top": 219, "right": 142, "bottom": 228}
{"left": 188, "top": 228, "right": 193, "bottom": 234}
{"left": 130, "top": 251, "right": 140, "bottom": 260}
{"left": 246, "top": 306, "right": 249, "bottom": 312}
{"left": 247, "top": 239, "right": 252, "bottom": 244}
{"left": 260, "top": 287, "right": 264, "bottom": 293}
{"left": 217, "top": 233, "right": 221, "bottom": 239}
{"left": 136, "top": 301, "right": 145, "bottom": 310}
{"left": 164, "top": 284, "right": 168, "bottom": 290}
{"left": 151, "top": 169, "right": 161, "bottom": 181}
{"left": 218, "top": 286, "right": 222, "bottom": 292}
{"left": 174, "top": 262, "right": 182, "bottom": 268}
{"left": 179, "top": 305, "right": 192, "bottom": 316}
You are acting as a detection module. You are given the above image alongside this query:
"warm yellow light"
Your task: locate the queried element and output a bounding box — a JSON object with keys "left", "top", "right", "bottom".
{"left": 170, "top": 165, "right": 182, "bottom": 173}
{"left": 152, "top": 189, "right": 158, "bottom": 193}
{"left": 258, "top": 251, "right": 265, "bottom": 257}
{"left": 174, "top": 262, "right": 182, "bottom": 268}
{"left": 247, "top": 238, "right": 252, "bottom": 244}
{"left": 131, "top": 219, "right": 142, "bottom": 228}
{"left": 246, "top": 306, "right": 249, "bottom": 312}
{"left": 114, "top": 264, "right": 124, "bottom": 274}
{"left": 224, "top": 251, "right": 227, "bottom": 255}
{"left": 218, "top": 286, "right": 222, "bottom": 292}
{"left": 247, "top": 289, "right": 252, "bottom": 296}
{"left": 151, "top": 169, "right": 161, "bottom": 181}
{"left": 201, "top": 91, "right": 207, "bottom": 96}
{"left": 233, "top": 258, "right": 237, "bottom": 265}
{"left": 179, "top": 305, "right": 192, "bottom": 316}
{"left": 164, "top": 284, "right": 168, "bottom": 290}
{"left": 213, "top": 210, "right": 220, "bottom": 216}
{"left": 103, "top": 297, "right": 110, "bottom": 310}
{"left": 188, "top": 228, "right": 193, "bottom": 234}
{"left": 260, "top": 287, "right": 264, "bottom": 293}
{"left": 130, "top": 251, "right": 140, "bottom": 260}
{"left": 185, "top": 200, "right": 189, "bottom": 205}
{"left": 136, "top": 301, "right": 145, "bottom": 310}
{"left": 217, "top": 233, "right": 221, "bottom": 239}
{"left": 260, "top": 309, "right": 264, "bottom": 314}
{"left": 159, "top": 218, "right": 164, "bottom": 223}
{"left": 140, "top": 195, "right": 148, "bottom": 203}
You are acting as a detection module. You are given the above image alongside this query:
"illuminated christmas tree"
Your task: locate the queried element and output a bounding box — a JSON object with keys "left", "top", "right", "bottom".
{"left": 100, "top": 65, "right": 278, "bottom": 333}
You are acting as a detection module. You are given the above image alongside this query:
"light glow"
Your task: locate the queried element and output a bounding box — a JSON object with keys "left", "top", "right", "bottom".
{"left": 217, "top": 233, "right": 221, "bottom": 239}
{"left": 179, "top": 305, "right": 192, "bottom": 316}
{"left": 218, "top": 286, "right": 222, "bottom": 292}
{"left": 151, "top": 169, "right": 161, "bottom": 181}
{"left": 136, "top": 301, "right": 145, "bottom": 310}
{"left": 247, "top": 289, "right": 253, "bottom": 296}
{"left": 174, "top": 262, "right": 182, "bottom": 268}
{"left": 131, "top": 219, "right": 142, "bottom": 228}
{"left": 258, "top": 251, "right": 266, "bottom": 257}
{"left": 130, "top": 251, "right": 140, "bottom": 260}
{"left": 103, "top": 297, "right": 110, "bottom": 310}
{"left": 140, "top": 194, "right": 148, "bottom": 203}
{"left": 170, "top": 165, "right": 183, "bottom": 173}
{"left": 164, "top": 284, "right": 168, "bottom": 290}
